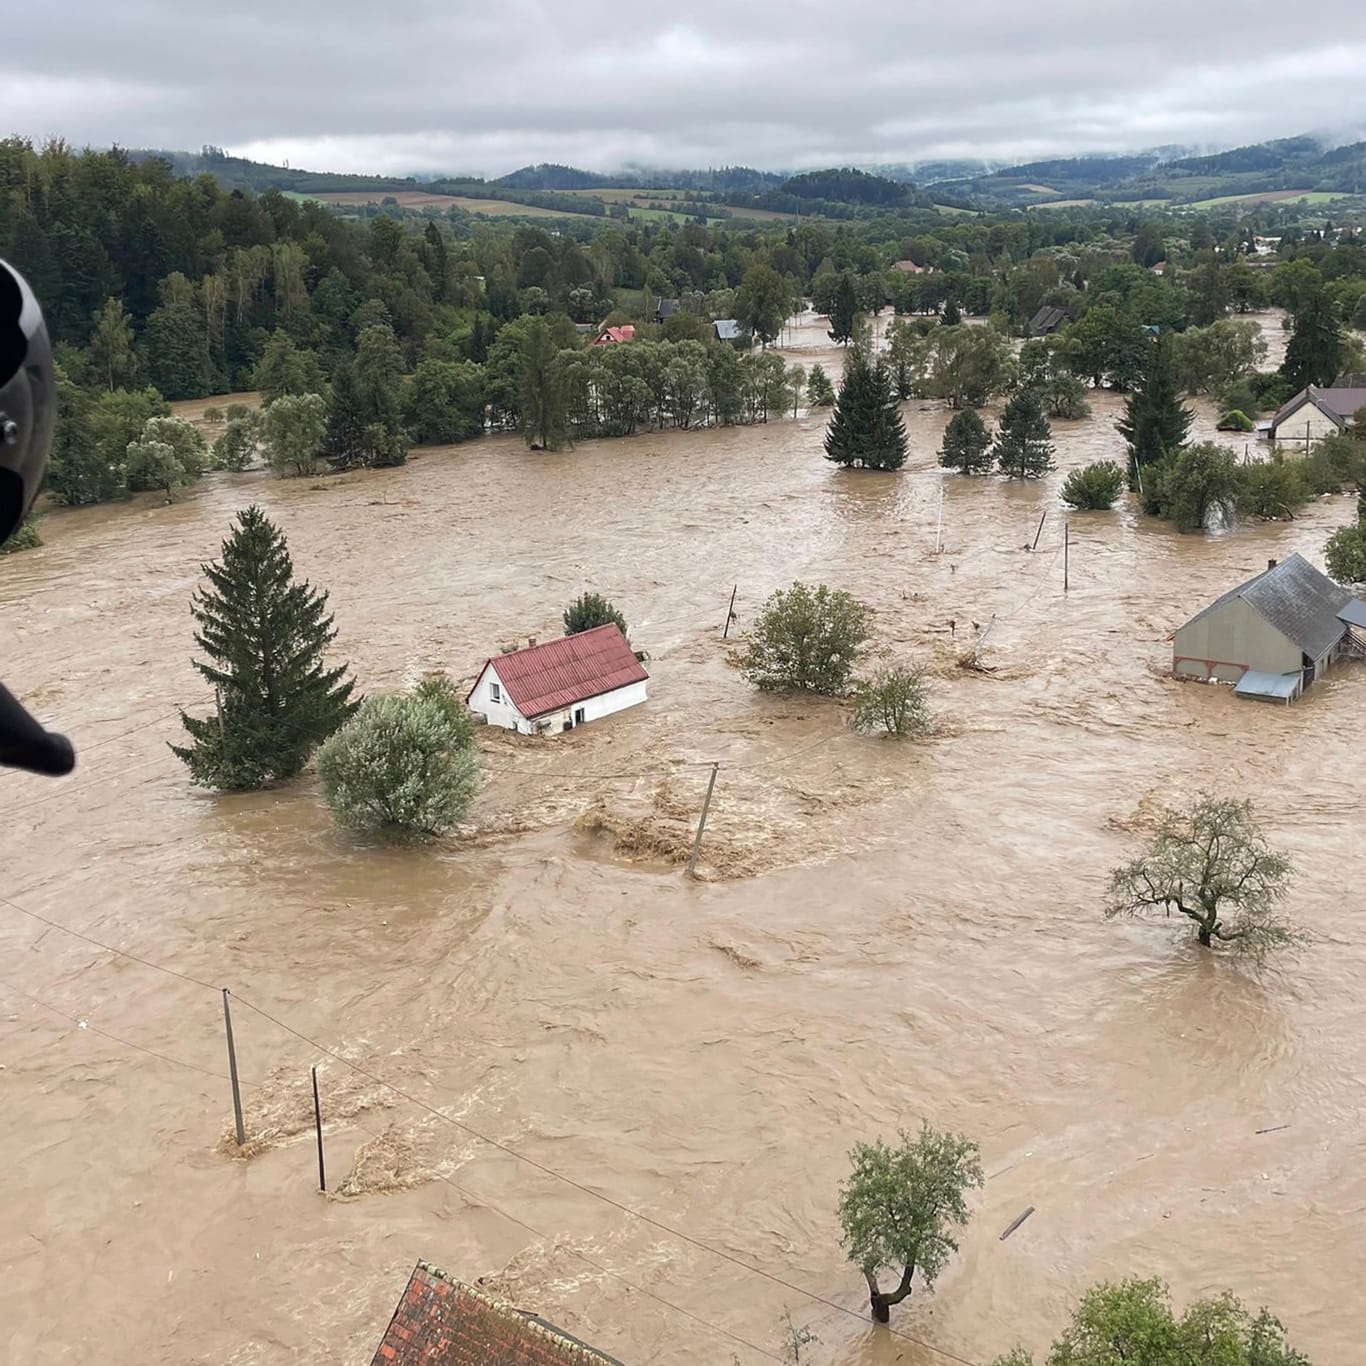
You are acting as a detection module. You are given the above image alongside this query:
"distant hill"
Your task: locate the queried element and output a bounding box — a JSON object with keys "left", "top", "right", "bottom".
{"left": 935, "top": 134, "right": 1366, "bottom": 206}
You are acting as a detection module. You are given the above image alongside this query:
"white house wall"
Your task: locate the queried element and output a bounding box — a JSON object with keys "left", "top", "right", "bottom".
{"left": 468, "top": 663, "right": 531, "bottom": 732}
{"left": 1273, "top": 402, "right": 1341, "bottom": 454}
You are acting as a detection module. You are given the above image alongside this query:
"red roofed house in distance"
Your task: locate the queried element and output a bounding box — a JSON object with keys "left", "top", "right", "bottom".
{"left": 466, "top": 624, "right": 649, "bottom": 735}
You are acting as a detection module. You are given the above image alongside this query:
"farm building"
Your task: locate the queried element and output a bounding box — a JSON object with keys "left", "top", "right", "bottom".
{"left": 467, "top": 625, "right": 648, "bottom": 734}
{"left": 1172, "top": 553, "right": 1366, "bottom": 702}
{"left": 653, "top": 296, "right": 680, "bottom": 323}
{"left": 592, "top": 325, "right": 635, "bottom": 345}
{"left": 891, "top": 259, "right": 930, "bottom": 274}
{"left": 1026, "top": 305, "right": 1072, "bottom": 337}
{"left": 1269, "top": 383, "right": 1366, "bottom": 453}
{"left": 712, "top": 318, "right": 749, "bottom": 347}
{"left": 370, "top": 1261, "right": 623, "bottom": 1365}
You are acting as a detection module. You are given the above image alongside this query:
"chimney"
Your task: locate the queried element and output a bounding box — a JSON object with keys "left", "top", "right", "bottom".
{"left": 1268, "top": 559, "right": 1278, "bottom": 570}
{"left": 527, "top": 636, "right": 537, "bottom": 648}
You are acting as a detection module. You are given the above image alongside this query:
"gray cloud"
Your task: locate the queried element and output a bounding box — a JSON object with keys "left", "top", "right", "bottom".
{"left": 3, "top": 2, "right": 1365, "bottom": 176}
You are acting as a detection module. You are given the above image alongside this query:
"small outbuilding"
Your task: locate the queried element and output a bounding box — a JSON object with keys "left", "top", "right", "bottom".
{"left": 654, "top": 296, "right": 680, "bottom": 324}
{"left": 712, "top": 318, "right": 748, "bottom": 347}
{"left": 467, "top": 625, "right": 648, "bottom": 734}
{"left": 370, "top": 1261, "right": 623, "bottom": 1365}
{"left": 1172, "top": 552, "right": 1364, "bottom": 701}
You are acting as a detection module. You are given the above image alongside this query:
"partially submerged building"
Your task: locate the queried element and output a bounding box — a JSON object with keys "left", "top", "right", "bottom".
{"left": 1026, "top": 305, "right": 1072, "bottom": 337}
{"left": 1268, "top": 383, "right": 1366, "bottom": 453}
{"left": 467, "top": 625, "right": 648, "bottom": 734}
{"left": 1172, "top": 553, "right": 1366, "bottom": 702}
{"left": 370, "top": 1261, "right": 623, "bottom": 1365}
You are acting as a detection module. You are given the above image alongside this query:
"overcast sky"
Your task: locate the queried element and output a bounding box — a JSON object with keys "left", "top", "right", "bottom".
{"left": 5, "top": 2, "right": 1366, "bottom": 177}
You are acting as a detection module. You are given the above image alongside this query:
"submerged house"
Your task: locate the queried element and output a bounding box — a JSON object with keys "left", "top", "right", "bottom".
{"left": 1268, "top": 383, "right": 1366, "bottom": 453}
{"left": 467, "top": 625, "right": 648, "bottom": 734}
{"left": 370, "top": 1261, "right": 623, "bottom": 1365}
{"left": 1172, "top": 553, "right": 1365, "bottom": 702}
{"left": 1026, "top": 305, "right": 1072, "bottom": 337}
{"left": 712, "top": 318, "right": 748, "bottom": 347}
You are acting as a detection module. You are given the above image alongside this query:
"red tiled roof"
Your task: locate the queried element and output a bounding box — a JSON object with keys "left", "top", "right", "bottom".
{"left": 592, "top": 326, "right": 635, "bottom": 345}
{"left": 473, "top": 625, "right": 647, "bottom": 720}
{"left": 370, "top": 1262, "right": 623, "bottom": 1365}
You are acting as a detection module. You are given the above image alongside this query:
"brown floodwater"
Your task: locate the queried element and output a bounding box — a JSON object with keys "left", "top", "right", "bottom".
{"left": 2, "top": 312, "right": 1363, "bottom": 1366}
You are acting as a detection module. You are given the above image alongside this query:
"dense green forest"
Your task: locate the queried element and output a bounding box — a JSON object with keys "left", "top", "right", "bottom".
{"left": 1, "top": 135, "right": 1363, "bottom": 514}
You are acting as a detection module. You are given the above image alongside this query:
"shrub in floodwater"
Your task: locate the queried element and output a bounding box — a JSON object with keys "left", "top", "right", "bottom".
{"left": 318, "top": 691, "right": 480, "bottom": 840}
{"left": 740, "top": 582, "right": 871, "bottom": 695}
{"left": 850, "top": 667, "right": 929, "bottom": 737}
{"left": 0, "top": 515, "right": 42, "bottom": 554}
{"left": 1236, "top": 457, "right": 1310, "bottom": 522}
{"left": 1060, "top": 460, "right": 1127, "bottom": 510}
{"left": 563, "top": 592, "right": 628, "bottom": 638}
{"left": 1217, "top": 408, "right": 1255, "bottom": 432}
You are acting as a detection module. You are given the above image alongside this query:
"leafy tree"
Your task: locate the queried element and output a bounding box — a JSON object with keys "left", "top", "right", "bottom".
{"left": 1325, "top": 522, "right": 1366, "bottom": 584}
{"left": 735, "top": 263, "right": 791, "bottom": 348}
{"left": 1225, "top": 257, "right": 1269, "bottom": 314}
{"left": 824, "top": 349, "right": 908, "bottom": 471}
{"left": 564, "top": 592, "right": 628, "bottom": 637}
{"left": 1040, "top": 371, "right": 1091, "bottom": 420}
{"left": 142, "top": 273, "right": 213, "bottom": 399}
{"left": 318, "top": 691, "right": 480, "bottom": 840}
{"left": 353, "top": 322, "right": 407, "bottom": 431}
{"left": 1061, "top": 460, "right": 1126, "bottom": 510}
{"left": 412, "top": 672, "right": 476, "bottom": 749}
{"left": 838, "top": 1122, "right": 982, "bottom": 1323}
{"left": 213, "top": 413, "right": 260, "bottom": 471}
{"left": 172, "top": 505, "right": 356, "bottom": 790}
{"left": 1188, "top": 253, "right": 1228, "bottom": 327}
{"left": 1174, "top": 319, "right": 1267, "bottom": 395}
{"left": 402, "top": 358, "right": 486, "bottom": 444}
{"left": 1281, "top": 290, "right": 1346, "bottom": 391}
{"left": 519, "top": 317, "right": 569, "bottom": 449}
{"left": 1107, "top": 796, "right": 1300, "bottom": 958}
{"left": 741, "top": 582, "right": 872, "bottom": 695}
{"left": 806, "top": 364, "right": 836, "bottom": 407}
{"left": 1236, "top": 458, "right": 1309, "bottom": 522}
{"left": 851, "top": 667, "right": 929, "bottom": 737}
{"left": 262, "top": 392, "right": 329, "bottom": 478}
{"left": 252, "top": 330, "right": 327, "bottom": 406}
{"left": 87, "top": 298, "right": 138, "bottom": 392}
{"left": 1118, "top": 332, "right": 1192, "bottom": 482}
{"left": 827, "top": 273, "right": 859, "bottom": 345}
{"left": 919, "top": 325, "right": 1016, "bottom": 409}
{"left": 1145, "top": 442, "right": 1241, "bottom": 532}
{"left": 125, "top": 438, "right": 190, "bottom": 499}
{"left": 991, "top": 1278, "right": 1309, "bottom": 1366}
{"left": 993, "top": 389, "right": 1055, "bottom": 478}
{"left": 1065, "top": 304, "right": 1148, "bottom": 390}
{"left": 938, "top": 408, "right": 993, "bottom": 474}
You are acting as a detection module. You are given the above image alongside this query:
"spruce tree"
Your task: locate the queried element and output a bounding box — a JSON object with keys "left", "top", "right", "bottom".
{"left": 1117, "top": 331, "right": 1192, "bottom": 485}
{"left": 828, "top": 274, "right": 859, "bottom": 346}
{"left": 172, "top": 506, "right": 356, "bottom": 790}
{"left": 938, "top": 408, "right": 993, "bottom": 473}
{"left": 824, "top": 350, "right": 907, "bottom": 471}
{"left": 1280, "top": 290, "right": 1345, "bottom": 391}
{"left": 992, "top": 389, "right": 1056, "bottom": 478}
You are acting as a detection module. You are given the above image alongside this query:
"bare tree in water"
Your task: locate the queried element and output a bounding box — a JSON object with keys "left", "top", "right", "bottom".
{"left": 1107, "top": 796, "right": 1303, "bottom": 960}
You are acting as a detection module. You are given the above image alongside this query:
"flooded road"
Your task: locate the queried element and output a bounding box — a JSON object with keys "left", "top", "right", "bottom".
{"left": 2, "top": 314, "right": 1363, "bottom": 1365}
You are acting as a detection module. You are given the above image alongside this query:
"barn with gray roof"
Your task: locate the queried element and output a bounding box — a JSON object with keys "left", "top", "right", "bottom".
{"left": 1172, "top": 553, "right": 1365, "bottom": 702}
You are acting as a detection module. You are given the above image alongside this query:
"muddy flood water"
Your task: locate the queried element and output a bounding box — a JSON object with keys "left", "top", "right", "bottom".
{"left": 3, "top": 312, "right": 1363, "bottom": 1365}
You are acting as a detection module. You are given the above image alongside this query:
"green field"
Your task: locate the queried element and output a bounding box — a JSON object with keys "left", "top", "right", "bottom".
{"left": 1183, "top": 189, "right": 1346, "bottom": 209}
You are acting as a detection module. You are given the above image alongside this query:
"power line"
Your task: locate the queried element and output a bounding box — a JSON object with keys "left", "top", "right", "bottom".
{"left": 0, "top": 894, "right": 222, "bottom": 993}
{"left": 232, "top": 992, "right": 981, "bottom": 1366}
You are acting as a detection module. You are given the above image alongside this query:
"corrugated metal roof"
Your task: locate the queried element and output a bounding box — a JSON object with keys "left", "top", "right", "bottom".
{"left": 1235, "top": 670, "right": 1301, "bottom": 701}
{"left": 713, "top": 319, "right": 743, "bottom": 340}
{"left": 370, "top": 1262, "right": 623, "bottom": 1365}
{"left": 474, "top": 625, "right": 647, "bottom": 720}
{"left": 1181, "top": 553, "right": 1349, "bottom": 659}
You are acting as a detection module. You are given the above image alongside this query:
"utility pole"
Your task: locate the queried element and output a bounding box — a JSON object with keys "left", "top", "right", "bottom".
{"left": 934, "top": 487, "right": 945, "bottom": 555}
{"left": 222, "top": 988, "right": 245, "bottom": 1147}
{"left": 1031, "top": 509, "right": 1047, "bottom": 551}
{"left": 722, "top": 585, "right": 738, "bottom": 639}
{"left": 687, "top": 764, "right": 720, "bottom": 878}
{"left": 311, "top": 1066, "right": 326, "bottom": 1193}
{"left": 1064, "top": 522, "right": 1070, "bottom": 592}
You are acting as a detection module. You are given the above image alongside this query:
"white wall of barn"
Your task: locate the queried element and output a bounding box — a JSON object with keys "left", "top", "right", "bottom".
{"left": 1273, "top": 401, "right": 1342, "bottom": 453}
{"left": 469, "top": 667, "right": 647, "bottom": 734}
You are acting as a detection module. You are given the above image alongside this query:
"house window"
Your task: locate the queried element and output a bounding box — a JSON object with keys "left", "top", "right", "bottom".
{"left": 574, "top": 707, "right": 586, "bottom": 725}
{"left": 490, "top": 681, "right": 501, "bottom": 702}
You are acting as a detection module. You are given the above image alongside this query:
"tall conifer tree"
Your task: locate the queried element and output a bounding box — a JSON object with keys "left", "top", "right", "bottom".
{"left": 1118, "top": 331, "right": 1192, "bottom": 485}
{"left": 172, "top": 506, "right": 356, "bottom": 790}
{"left": 825, "top": 350, "right": 908, "bottom": 471}
{"left": 993, "top": 389, "right": 1056, "bottom": 478}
